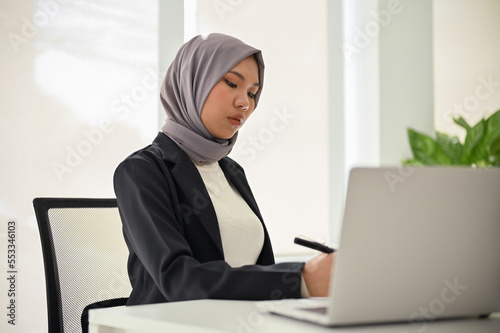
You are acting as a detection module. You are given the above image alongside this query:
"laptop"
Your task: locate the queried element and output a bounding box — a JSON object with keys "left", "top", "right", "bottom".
{"left": 269, "top": 166, "right": 500, "bottom": 326}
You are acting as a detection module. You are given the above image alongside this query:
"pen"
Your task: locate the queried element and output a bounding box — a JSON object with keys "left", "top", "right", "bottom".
{"left": 294, "top": 237, "right": 335, "bottom": 254}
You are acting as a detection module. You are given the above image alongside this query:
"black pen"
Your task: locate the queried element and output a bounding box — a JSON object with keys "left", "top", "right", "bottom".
{"left": 294, "top": 237, "right": 335, "bottom": 254}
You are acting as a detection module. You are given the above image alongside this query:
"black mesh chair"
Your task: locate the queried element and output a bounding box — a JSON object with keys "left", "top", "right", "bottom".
{"left": 33, "top": 198, "right": 131, "bottom": 333}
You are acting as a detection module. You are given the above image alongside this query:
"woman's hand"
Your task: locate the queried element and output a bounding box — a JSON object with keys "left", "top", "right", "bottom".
{"left": 303, "top": 252, "right": 335, "bottom": 297}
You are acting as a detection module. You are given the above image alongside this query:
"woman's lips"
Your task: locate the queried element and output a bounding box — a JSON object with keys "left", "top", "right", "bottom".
{"left": 228, "top": 115, "right": 243, "bottom": 126}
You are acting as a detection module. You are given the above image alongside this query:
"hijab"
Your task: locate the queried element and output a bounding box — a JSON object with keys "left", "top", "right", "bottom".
{"left": 160, "top": 33, "right": 265, "bottom": 164}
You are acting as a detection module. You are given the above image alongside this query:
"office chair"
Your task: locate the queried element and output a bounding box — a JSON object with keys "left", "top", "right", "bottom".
{"left": 33, "top": 198, "right": 131, "bottom": 333}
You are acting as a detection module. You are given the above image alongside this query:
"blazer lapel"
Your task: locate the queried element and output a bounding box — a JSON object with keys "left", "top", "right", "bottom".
{"left": 155, "top": 133, "right": 224, "bottom": 258}
{"left": 219, "top": 158, "right": 263, "bottom": 222}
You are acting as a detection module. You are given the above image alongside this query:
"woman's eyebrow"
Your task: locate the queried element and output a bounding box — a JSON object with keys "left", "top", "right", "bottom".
{"left": 228, "top": 71, "right": 261, "bottom": 87}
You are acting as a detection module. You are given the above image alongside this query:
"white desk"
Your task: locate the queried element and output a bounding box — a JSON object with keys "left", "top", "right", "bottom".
{"left": 89, "top": 299, "right": 500, "bottom": 333}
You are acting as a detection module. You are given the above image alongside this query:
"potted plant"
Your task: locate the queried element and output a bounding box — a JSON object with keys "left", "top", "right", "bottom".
{"left": 403, "top": 109, "right": 500, "bottom": 167}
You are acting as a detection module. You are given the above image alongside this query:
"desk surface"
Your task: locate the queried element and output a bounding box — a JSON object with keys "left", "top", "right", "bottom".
{"left": 89, "top": 299, "right": 500, "bottom": 333}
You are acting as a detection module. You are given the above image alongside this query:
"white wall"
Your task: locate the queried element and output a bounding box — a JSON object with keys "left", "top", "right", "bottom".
{"left": 379, "top": 0, "right": 435, "bottom": 164}
{"left": 434, "top": 0, "right": 500, "bottom": 138}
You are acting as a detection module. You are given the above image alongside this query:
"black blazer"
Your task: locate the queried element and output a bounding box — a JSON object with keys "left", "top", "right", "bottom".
{"left": 114, "top": 132, "right": 304, "bottom": 305}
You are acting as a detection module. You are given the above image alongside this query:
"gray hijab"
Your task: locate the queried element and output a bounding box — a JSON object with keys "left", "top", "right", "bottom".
{"left": 160, "top": 33, "right": 265, "bottom": 164}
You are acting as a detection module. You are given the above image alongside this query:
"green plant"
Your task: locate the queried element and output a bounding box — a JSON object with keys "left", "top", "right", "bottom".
{"left": 404, "top": 109, "right": 500, "bottom": 167}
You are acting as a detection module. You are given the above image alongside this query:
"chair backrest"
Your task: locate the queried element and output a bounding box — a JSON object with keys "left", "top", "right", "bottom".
{"left": 33, "top": 198, "right": 131, "bottom": 333}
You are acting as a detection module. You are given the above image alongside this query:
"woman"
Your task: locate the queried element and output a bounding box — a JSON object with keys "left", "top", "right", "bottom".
{"left": 114, "top": 33, "right": 333, "bottom": 305}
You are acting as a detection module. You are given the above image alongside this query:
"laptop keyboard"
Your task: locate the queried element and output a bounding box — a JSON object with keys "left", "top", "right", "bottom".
{"left": 300, "top": 306, "right": 328, "bottom": 314}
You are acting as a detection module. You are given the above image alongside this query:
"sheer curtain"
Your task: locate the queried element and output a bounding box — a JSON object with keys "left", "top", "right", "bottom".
{"left": 0, "top": 1, "right": 158, "bottom": 331}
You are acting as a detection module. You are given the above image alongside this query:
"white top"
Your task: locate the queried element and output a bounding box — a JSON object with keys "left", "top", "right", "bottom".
{"left": 194, "top": 161, "right": 265, "bottom": 267}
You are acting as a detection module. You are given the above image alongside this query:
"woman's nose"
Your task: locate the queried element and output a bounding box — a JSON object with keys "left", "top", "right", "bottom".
{"left": 235, "top": 93, "right": 250, "bottom": 111}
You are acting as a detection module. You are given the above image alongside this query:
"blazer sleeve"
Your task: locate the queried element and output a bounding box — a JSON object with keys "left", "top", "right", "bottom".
{"left": 114, "top": 155, "right": 305, "bottom": 303}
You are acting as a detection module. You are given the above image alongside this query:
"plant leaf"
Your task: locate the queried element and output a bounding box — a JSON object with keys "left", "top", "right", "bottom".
{"left": 407, "top": 128, "right": 451, "bottom": 165}
{"left": 402, "top": 158, "right": 423, "bottom": 166}
{"left": 453, "top": 116, "right": 471, "bottom": 131}
{"left": 435, "top": 132, "right": 463, "bottom": 164}
{"left": 461, "top": 119, "right": 486, "bottom": 164}
{"left": 405, "top": 109, "right": 500, "bottom": 168}
{"left": 484, "top": 110, "right": 500, "bottom": 157}
{"left": 490, "top": 137, "right": 500, "bottom": 155}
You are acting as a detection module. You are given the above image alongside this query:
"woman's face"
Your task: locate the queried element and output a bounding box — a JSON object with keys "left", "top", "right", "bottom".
{"left": 200, "top": 55, "right": 260, "bottom": 140}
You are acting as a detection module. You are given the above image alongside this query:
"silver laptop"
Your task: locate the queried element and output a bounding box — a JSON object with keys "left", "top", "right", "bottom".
{"left": 269, "top": 166, "right": 500, "bottom": 326}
